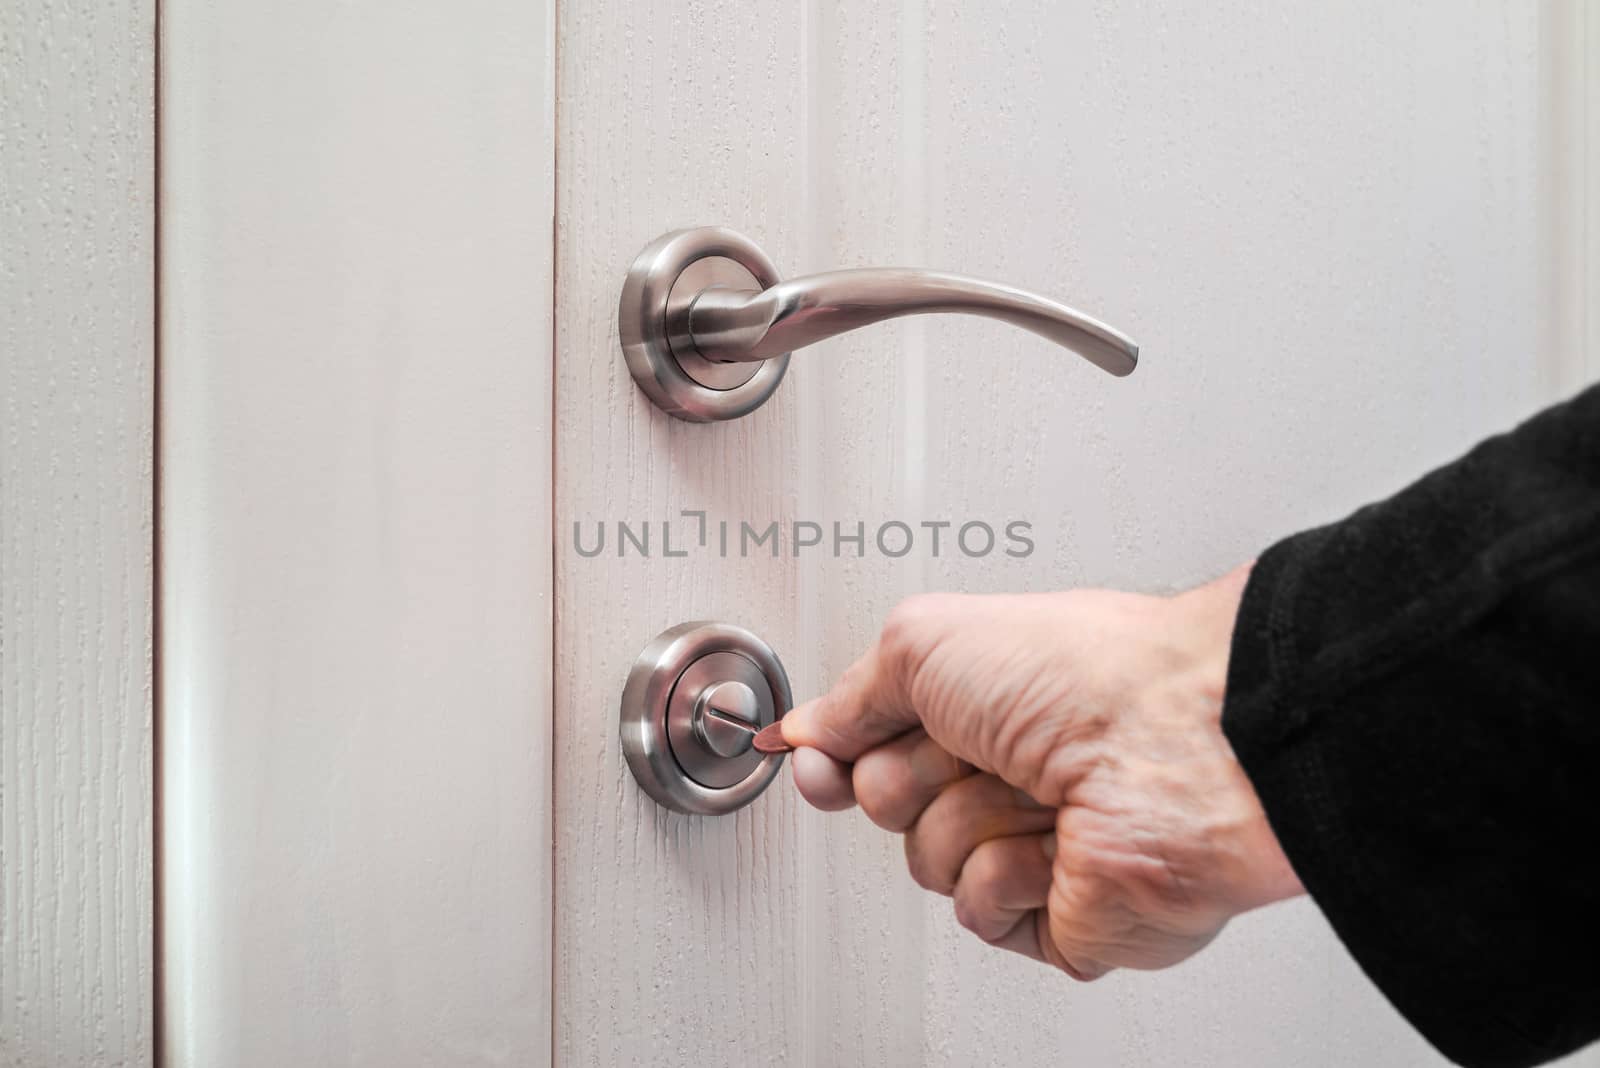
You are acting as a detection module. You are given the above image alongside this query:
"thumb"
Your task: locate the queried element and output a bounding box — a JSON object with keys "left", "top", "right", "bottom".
{"left": 780, "top": 638, "right": 922, "bottom": 761}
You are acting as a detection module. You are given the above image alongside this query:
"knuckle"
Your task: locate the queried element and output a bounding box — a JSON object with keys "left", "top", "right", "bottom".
{"left": 852, "top": 744, "right": 932, "bottom": 832}
{"left": 952, "top": 898, "right": 982, "bottom": 936}
{"left": 836, "top": 658, "right": 871, "bottom": 692}
{"left": 962, "top": 841, "right": 1009, "bottom": 902}
{"left": 1062, "top": 958, "right": 1111, "bottom": 983}
{"left": 885, "top": 592, "right": 938, "bottom": 630}
{"left": 951, "top": 851, "right": 1014, "bottom": 945}
{"left": 1053, "top": 867, "right": 1111, "bottom": 919}
{"left": 903, "top": 833, "right": 953, "bottom": 895}
{"left": 1041, "top": 914, "right": 1112, "bottom": 982}
{"left": 881, "top": 593, "right": 956, "bottom": 652}
{"left": 852, "top": 759, "right": 904, "bottom": 830}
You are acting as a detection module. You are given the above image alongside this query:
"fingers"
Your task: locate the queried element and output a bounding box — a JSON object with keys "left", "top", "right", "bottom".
{"left": 792, "top": 733, "right": 1115, "bottom": 981}
{"left": 853, "top": 730, "right": 971, "bottom": 832}
{"left": 951, "top": 833, "right": 1054, "bottom": 948}
{"left": 987, "top": 908, "right": 1054, "bottom": 964}
{"left": 780, "top": 649, "right": 917, "bottom": 762}
{"left": 904, "top": 774, "right": 1056, "bottom": 895}
{"left": 947, "top": 834, "right": 1116, "bottom": 982}
{"left": 781, "top": 595, "right": 961, "bottom": 761}
{"left": 790, "top": 746, "right": 856, "bottom": 811}
{"left": 1038, "top": 808, "right": 1138, "bottom": 981}
{"left": 791, "top": 728, "right": 971, "bottom": 825}
{"left": 1041, "top": 878, "right": 1118, "bottom": 981}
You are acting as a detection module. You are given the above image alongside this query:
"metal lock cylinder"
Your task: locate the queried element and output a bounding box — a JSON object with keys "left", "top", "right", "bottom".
{"left": 621, "top": 621, "right": 792, "bottom": 814}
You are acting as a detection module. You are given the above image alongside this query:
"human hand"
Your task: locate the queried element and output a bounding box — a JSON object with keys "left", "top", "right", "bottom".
{"left": 780, "top": 567, "right": 1304, "bottom": 979}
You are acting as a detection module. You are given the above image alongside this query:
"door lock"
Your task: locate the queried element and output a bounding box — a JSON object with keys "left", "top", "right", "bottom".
{"left": 620, "top": 621, "right": 792, "bottom": 814}
{"left": 692, "top": 680, "right": 761, "bottom": 758}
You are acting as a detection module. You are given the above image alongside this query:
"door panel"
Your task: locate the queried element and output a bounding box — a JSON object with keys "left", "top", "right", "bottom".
{"left": 1, "top": 1, "right": 155, "bottom": 1062}
{"left": 819, "top": 6, "right": 1551, "bottom": 1064}
{"left": 158, "top": 2, "right": 555, "bottom": 1063}
{"left": 552, "top": 4, "right": 810, "bottom": 1061}
{"left": 557, "top": 2, "right": 1588, "bottom": 1066}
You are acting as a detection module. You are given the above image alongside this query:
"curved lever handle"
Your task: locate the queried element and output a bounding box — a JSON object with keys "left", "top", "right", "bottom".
{"left": 620, "top": 227, "right": 1139, "bottom": 423}
{"left": 686, "top": 268, "right": 1139, "bottom": 377}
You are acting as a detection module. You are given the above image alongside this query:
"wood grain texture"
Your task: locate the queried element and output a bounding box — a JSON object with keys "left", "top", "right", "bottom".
{"left": 0, "top": 0, "right": 155, "bottom": 1063}
{"left": 558, "top": 2, "right": 1597, "bottom": 1066}
{"left": 158, "top": 2, "right": 555, "bottom": 1064}
{"left": 552, "top": 2, "right": 810, "bottom": 1063}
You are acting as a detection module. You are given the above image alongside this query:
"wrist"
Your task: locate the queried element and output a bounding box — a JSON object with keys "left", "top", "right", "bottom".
{"left": 1172, "top": 561, "right": 1255, "bottom": 714}
{"left": 1176, "top": 563, "right": 1306, "bottom": 910}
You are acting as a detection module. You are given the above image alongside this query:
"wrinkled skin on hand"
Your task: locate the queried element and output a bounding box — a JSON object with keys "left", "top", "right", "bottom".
{"left": 781, "top": 566, "right": 1304, "bottom": 980}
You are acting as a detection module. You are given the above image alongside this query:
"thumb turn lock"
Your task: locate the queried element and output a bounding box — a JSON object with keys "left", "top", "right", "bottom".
{"left": 693, "top": 680, "right": 761, "bottom": 758}
{"left": 621, "top": 621, "right": 792, "bottom": 815}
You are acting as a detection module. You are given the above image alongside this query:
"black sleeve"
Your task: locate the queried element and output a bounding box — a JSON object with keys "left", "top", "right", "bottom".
{"left": 1222, "top": 383, "right": 1600, "bottom": 1068}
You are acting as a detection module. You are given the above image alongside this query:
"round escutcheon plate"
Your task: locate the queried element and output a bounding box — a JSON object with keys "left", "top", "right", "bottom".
{"left": 620, "top": 621, "right": 793, "bottom": 815}
{"left": 618, "top": 228, "right": 791, "bottom": 422}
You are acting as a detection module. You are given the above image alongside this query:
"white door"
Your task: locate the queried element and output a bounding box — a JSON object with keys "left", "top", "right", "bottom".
{"left": 553, "top": 3, "right": 1592, "bottom": 1066}
{"left": 141, "top": 1, "right": 1598, "bottom": 1066}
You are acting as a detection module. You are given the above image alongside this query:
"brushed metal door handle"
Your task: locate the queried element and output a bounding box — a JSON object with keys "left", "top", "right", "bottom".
{"left": 620, "top": 226, "right": 1139, "bottom": 422}
{"left": 688, "top": 269, "right": 1137, "bottom": 374}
